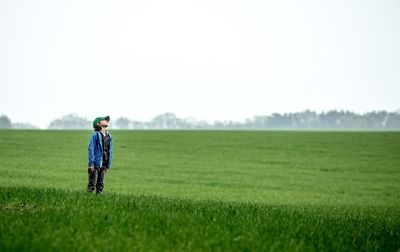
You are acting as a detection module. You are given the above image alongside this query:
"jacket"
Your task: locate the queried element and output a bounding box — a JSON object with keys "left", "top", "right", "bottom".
{"left": 88, "top": 131, "right": 113, "bottom": 168}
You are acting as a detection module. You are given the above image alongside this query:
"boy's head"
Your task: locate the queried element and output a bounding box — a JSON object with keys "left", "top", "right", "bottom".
{"left": 93, "top": 116, "right": 110, "bottom": 131}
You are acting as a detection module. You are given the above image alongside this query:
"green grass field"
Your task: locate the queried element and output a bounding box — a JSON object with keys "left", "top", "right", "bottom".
{"left": 0, "top": 130, "right": 399, "bottom": 251}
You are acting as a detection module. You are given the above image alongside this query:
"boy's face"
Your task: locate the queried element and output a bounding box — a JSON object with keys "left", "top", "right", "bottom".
{"left": 98, "top": 119, "right": 109, "bottom": 128}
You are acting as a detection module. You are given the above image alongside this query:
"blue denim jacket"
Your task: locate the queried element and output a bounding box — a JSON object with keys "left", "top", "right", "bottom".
{"left": 88, "top": 131, "right": 113, "bottom": 168}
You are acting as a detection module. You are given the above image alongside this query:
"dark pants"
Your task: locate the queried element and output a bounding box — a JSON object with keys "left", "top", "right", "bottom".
{"left": 87, "top": 168, "right": 106, "bottom": 193}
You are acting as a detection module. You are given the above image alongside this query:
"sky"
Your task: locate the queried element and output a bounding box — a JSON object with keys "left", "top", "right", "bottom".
{"left": 1, "top": 0, "right": 399, "bottom": 128}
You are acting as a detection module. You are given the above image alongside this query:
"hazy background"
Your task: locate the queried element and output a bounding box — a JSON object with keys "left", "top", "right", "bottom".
{"left": 1, "top": 0, "right": 399, "bottom": 128}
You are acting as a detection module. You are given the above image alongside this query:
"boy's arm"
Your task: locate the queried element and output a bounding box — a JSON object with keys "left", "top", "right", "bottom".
{"left": 108, "top": 134, "right": 112, "bottom": 169}
{"left": 88, "top": 133, "right": 96, "bottom": 168}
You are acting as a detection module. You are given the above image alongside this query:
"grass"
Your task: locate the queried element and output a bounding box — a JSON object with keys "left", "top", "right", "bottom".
{"left": 0, "top": 130, "right": 399, "bottom": 251}
{"left": 1, "top": 186, "right": 399, "bottom": 251}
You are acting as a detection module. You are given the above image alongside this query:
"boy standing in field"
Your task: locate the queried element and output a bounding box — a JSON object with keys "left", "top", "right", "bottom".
{"left": 87, "top": 116, "right": 113, "bottom": 193}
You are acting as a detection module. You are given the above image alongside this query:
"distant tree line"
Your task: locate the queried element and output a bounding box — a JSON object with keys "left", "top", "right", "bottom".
{"left": 0, "top": 115, "right": 38, "bottom": 129}
{"left": 1, "top": 110, "right": 400, "bottom": 130}
{"left": 47, "top": 113, "right": 91, "bottom": 129}
{"left": 112, "top": 110, "right": 400, "bottom": 130}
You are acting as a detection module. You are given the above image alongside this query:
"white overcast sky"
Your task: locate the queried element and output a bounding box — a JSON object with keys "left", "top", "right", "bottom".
{"left": 1, "top": 0, "right": 399, "bottom": 128}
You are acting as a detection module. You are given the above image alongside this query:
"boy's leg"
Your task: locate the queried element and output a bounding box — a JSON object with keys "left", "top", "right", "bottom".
{"left": 96, "top": 168, "right": 106, "bottom": 193}
{"left": 87, "top": 168, "right": 98, "bottom": 192}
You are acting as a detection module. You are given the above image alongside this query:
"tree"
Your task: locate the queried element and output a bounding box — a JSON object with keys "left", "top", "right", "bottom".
{"left": 319, "top": 110, "right": 343, "bottom": 129}
{"left": 0, "top": 115, "right": 12, "bottom": 129}
{"left": 268, "top": 113, "right": 292, "bottom": 128}
{"left": 48, "top": 113, "right": 91, "bottom": 129}
{"left": 115, "top": 117, "right": 131, "bottom": 129}
{"left": 385, "top": 112, "right": 400, "bottom": 129}
{"left": 12, "top": 122, "right": 39, "bottom": 129}
{"left": 295, "top": 110, "right": 319, "bottom": 128}
{"left": 364, "top": 111, "right": 387, "bottom": 129}
{"left": 248, "top": 116, "right": 268, "bottom": 129}
{"left": 150, "top": 113, "right": 181, "bottom": 129}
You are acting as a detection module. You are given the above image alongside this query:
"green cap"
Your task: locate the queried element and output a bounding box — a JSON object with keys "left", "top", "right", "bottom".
{"left": 92, "top": 116, "right": 110, "bottom": 128}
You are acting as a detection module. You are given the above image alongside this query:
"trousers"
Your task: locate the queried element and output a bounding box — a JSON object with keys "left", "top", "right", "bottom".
{"left": 87, "top": 167, "right": 106, "bottom": 193}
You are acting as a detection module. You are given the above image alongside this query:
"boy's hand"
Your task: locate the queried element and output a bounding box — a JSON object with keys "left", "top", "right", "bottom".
{"left": 104, "top": 168, "right": 109, "bottom": 174}
{"left": 88, "top": 166, "right": 95, "bottom": 173}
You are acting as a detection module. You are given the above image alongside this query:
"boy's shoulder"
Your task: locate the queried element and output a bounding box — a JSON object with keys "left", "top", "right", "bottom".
{"left": 91, "top": 131, "right": 112, "bottom": 137}
{"left": 91, "top": 131, "right": 100, "bottom": 137}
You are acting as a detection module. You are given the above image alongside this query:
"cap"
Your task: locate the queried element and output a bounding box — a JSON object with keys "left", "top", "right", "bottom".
{"left": 92, "top": 116, "right": 110, "bottom": 128}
